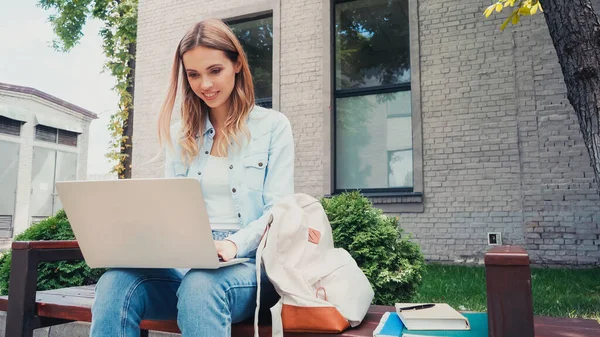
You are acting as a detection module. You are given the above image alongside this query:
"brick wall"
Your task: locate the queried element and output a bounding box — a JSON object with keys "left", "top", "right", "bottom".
{"left": 398, "top": 0, "right": 600, "bottom": 265}
{"left": 134, "top": 0, "right": 600, "bottom": 265}
{"left": 279, "top": 0, "right": 325, "bottom": 193}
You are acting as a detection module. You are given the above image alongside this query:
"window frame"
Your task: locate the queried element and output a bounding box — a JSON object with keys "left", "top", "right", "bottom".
{"left": 212, "top": 0, "right": 281, "bottom": 111}
{"left": 329, "top": 0, "right": 424, "bottom": 204}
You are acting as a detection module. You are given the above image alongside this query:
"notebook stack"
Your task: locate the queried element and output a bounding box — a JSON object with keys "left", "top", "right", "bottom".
{"left": 372, "top": 303, "right": 488, "bottom": 337}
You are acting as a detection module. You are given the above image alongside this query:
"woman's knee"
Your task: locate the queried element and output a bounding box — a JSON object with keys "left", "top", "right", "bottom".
{"left": 95, "top": 269, "right": 138, "bottom": 294}
{"left": 92, "top": 269, "right": 147, "bottom": 313}
{"left": 177, "top": 270, "right": 226, "bottom": 309}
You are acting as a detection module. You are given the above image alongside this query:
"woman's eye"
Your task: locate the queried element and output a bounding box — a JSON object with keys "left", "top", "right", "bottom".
{"left": 188, "top": 73, "right": 199, "bottom": 79}
{"left": 211, "top": 68, "right": 222, "bottom": 75}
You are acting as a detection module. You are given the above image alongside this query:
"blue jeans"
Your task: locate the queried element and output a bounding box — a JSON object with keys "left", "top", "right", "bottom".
{"left": 89, "top": 230, "right": 277, "bottom": 337}
{"left": 90, "top": 260, "right": 276, "bottom": 337}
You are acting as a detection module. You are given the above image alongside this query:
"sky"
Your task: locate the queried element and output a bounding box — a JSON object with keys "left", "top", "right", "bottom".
{"left": 0, "top": 0, "right": 118, "bottom": 176}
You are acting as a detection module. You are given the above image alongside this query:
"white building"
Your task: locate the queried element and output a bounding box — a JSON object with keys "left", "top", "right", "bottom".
{"left": 0, "top": 82, "right": 97, "bottom": 242}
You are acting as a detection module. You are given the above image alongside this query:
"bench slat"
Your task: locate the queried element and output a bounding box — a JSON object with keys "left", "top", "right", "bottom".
{"left": 37, "top": 303, "right": 92, "bottom": 323}
{"left": 534, "top": 316, "right": 600, "bottom": 331}
{"left": 39, "top": 285, "right": 95, "bottom": 297}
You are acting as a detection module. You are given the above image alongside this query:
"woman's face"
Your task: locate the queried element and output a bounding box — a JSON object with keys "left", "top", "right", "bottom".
{"left": 182, "top": 45, "right": 241, "bottom": 112}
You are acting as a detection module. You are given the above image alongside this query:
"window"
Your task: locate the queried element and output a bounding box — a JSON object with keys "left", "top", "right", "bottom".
{"left": 30, "top": 147, "right": 77, "bottom": 222}
{"left": 0, "top": 140, "right": 19, "bottom": 235}
{"left": 35, "top": 125, "right": 58, "bottom": 143}
{"left": 35, "top": 125, "right": 78, "bottom": 147}
{"left": 228, "top": 14, "right": 273, "bottom": 108}
{"left": 333, "top": 0, "right": 412, "bottom": 193}
{"left": 0, "top": 116, "right": 23, "bottom": 136}
{"left": 58, "top": 129, "right": 78, "bottom": 146}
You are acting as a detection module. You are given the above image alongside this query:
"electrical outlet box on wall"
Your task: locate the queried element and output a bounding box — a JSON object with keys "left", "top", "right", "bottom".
{"left": 487, "top": 232, "right": 502, "bottom": 245}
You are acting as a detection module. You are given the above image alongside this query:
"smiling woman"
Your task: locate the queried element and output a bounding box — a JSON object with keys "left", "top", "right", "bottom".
{"left": 88, "top": 18, "right": 295, "bottom": 337}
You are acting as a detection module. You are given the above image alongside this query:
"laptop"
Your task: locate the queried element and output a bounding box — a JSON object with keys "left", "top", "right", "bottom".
{"left": 55, "top": 177, "right": 249, "bottom": 269}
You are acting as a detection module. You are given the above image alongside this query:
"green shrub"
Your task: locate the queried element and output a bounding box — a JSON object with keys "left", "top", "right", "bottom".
{"left": 321, "top": 191, "right": 425, "bottom": 305}
{"left": 0, "top": 210, "right": 105, "bottom": 295}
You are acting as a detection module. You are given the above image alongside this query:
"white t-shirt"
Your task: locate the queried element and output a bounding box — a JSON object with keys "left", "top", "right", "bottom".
{"left": 200, "top": 155, "right": 241, "bottom": 230}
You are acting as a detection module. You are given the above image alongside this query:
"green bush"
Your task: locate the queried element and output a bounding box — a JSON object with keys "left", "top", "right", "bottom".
{"left": 321, "top": 191, "right": 425, "bottom": 305}
{"left": 0, "top": 210, "right": 105, "bottom": 296}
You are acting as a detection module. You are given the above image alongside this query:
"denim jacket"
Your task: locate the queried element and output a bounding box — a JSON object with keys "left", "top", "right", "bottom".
{"left": 164, "top": 105, "right": 295, "bottom": 258}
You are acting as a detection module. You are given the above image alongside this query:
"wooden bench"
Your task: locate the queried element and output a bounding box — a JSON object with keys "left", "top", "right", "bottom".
{"left": 1, "top": 241, "right": 599, "bottom": 337}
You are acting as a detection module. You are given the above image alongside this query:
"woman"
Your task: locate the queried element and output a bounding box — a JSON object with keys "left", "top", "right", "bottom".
{"left": 90, "top": 18, "right": 294, "bottom": 337}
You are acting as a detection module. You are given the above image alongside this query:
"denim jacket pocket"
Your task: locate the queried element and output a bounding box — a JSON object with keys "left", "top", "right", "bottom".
{"left": 243, "top": 152, "right": 268, "bottom": 191}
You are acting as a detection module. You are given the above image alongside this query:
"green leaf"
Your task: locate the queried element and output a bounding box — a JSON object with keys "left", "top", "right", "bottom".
{"left": 512, "top": 13, "right": 520, "bottom": 25}
{"left": 519, "top": 6, "right": 532, "bottom": 15}
{"left": 500, "top": 16, "right": 511, "bottom": 31}
{"left": 484, "top": 4, "right": 495, "bottom": 18}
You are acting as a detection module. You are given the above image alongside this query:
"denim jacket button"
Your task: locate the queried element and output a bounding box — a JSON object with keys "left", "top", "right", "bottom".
{"left": 229, "top": 165, "right": 233, "bottom": 169}
{"left": 205, "top": 151, "right": 209, "bottom": 154}
{"left": 237, "top": 213, "right": 241, "bottom": 218}
{"left": 232, "top": 188, "right": 236, "bottom": 193}
{"left": 258, "top": 162, "right": 263, "bottom": 167}
{"left": 197, "top": 171, "right": 201, "bottom": 175}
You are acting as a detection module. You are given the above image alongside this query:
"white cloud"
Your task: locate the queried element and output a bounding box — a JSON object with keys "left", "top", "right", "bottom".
{"left": 0, "top": 0, "right": 119, "bottom": 176}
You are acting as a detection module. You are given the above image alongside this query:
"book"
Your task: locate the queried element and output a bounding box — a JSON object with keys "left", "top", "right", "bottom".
{"left": 400, "top": 312, "right": 488, "bottom": 337}
{"left": 395, "top": 303, "right": 470, "bottom": 331}
{"left": 373, "top": 312, "right": 404, "bottom": 337}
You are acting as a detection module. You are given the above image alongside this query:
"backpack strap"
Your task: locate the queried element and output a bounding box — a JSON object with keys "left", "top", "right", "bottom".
{"left": 270, "top": 298, "right": 284, "bottom": 337}
{"left": 253, "top": 214, "right": 273, "bottom": 337}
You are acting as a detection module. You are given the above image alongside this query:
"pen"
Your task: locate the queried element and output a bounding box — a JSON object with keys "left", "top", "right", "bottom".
{"left": 397, "top": 303, "right": 435, "bottom": 311}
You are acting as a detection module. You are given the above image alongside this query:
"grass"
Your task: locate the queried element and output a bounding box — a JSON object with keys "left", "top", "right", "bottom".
{"left": 411, "top": 264, "right": 600, "bottom": 321}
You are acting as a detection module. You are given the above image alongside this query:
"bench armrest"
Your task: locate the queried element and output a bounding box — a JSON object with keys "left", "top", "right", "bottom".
{"left": 485, "top": 245, "right": 534, "bottom": 337}
{"left": 5, "top": 240, "right": 85, "bottom": 336}
{"left": 11, "top": 240, "right": 83, "bottom": 263}
{"left": 12, "top": 240, "right": 80, "bottom": 250}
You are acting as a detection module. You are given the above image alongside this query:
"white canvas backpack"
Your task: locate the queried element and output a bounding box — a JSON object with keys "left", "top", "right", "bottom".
{"left": 253, "top": 193, "right": 374, "bottom": 336}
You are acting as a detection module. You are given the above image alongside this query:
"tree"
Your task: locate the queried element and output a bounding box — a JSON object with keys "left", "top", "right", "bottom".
{"left": 38, "top": 0, "right": 138, "bottom": 179}
{"left": 484, "top": 0, "right": 600, "bottom": 193}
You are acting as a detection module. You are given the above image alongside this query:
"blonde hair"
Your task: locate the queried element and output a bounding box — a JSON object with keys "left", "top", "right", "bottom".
{"left": 158, "top": 18, "right": 254, "bottom": 164}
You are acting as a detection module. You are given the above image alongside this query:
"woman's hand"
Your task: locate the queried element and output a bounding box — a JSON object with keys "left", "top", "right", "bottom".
{"left": 215, "top": 240, "right": 238, "bottom": 261}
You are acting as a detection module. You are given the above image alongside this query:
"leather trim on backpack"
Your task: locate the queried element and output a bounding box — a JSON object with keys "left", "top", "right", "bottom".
{"left": 308, "top": 228, "right": 321, "bottom": 244}
{"left": 281, "top": 304, "right": 351, "bottom": 333}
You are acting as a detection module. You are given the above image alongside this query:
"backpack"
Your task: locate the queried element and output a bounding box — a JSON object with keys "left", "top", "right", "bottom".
{"left": 253, "top": 193, "right": 374, "bottom": 336}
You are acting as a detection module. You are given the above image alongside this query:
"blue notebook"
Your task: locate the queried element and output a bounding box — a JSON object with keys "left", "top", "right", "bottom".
{"left": 373, "top": 312, "right": 405, "bottom": 337}
{"left": 373, "top": 312, "right": 489, "bottom": 337}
